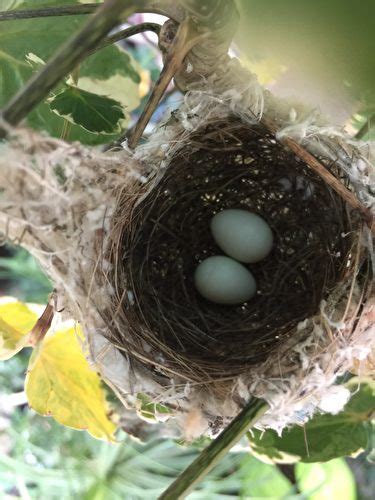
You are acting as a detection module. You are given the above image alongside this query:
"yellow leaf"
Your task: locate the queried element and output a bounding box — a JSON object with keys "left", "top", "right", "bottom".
{"left": 0, "top": 298, "right": 39, "bottom": 360}
{"left": 25, "top": 324, "right": 116, "bottom": 442}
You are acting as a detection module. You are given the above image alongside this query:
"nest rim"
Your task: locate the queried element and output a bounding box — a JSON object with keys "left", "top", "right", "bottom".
{"left": 104, "top": 117, "right": 370, "bottom": 384}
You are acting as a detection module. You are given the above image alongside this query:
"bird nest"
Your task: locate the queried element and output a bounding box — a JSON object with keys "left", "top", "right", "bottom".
{"left": 105, "top": 117, "right": 370, "bottom": 385}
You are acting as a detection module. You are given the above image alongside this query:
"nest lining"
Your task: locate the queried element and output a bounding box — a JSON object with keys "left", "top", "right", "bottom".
{"left": 107, "top": 118, "right": 363, "bottom": 383}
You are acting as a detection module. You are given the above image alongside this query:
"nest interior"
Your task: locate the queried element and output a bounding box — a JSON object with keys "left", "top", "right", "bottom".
{"left": 109, "top": 118, "right": 361, "bottom": 383}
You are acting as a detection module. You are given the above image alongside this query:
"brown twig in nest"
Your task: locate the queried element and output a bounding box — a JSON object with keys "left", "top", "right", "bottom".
{"left": 104, "top": 118, "right": 367, "bottom": 384}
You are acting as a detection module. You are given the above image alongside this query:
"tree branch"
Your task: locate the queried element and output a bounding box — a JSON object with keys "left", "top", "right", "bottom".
{"left": 128, "top": 18, "right": 207, "bottom": 149}
{"left": 94, "top": 22, "right": 161, "bottom": 55}
{"left": 0, "top": 0, "right": 146, "bottom": 136}
{"left": 262, "top": 117, "right": 375, "bottom": 233}
{"left": 0, "top": 1, "right": 184, "bottom": 22}
{"left": 0, "top": 3, "right": 99, "bottom": 20}
{"left": 159, "top": 399, "right": 268, "bottom": 500}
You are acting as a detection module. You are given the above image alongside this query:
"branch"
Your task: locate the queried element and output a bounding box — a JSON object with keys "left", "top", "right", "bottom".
{"left": 0, "top": 3, "right": 99, "bottom": 20}
{"left": 128, "top": 18, "right": 206, "bottom": 149}
{"left": 94, "top": 23, "right": 161, "bottom": 54}
{"left": 0, "top": 1, "right": 184, "bottom": 22}
{"left": 0, "top": 0, "right": 146, "bottom": 136}
{"left": 159, "top": 399, "right": 268, "bottom": 500}
{"left": 262, "top": 117, "right": 375, "bottom": 233}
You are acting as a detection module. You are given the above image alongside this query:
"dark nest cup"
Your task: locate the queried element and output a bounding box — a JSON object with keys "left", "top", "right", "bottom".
{"left": 108, "top": 118, "right": 363, "bottom": 383}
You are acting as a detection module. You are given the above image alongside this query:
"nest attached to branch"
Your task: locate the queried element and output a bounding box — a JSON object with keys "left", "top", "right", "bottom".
{"left": 97, "top": 80, "right": 374, "bottom": 434}
{"left": 0, "top": 73, "right": 373, "bottom": 436}
{"left": 109, "top": 118, "right": 363, "bottom": 383}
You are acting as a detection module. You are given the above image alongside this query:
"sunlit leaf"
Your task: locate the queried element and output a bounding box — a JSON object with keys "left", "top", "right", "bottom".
{"left": 248, "top": 380, "right": 374, "bottom": 463}
{"left": 1, "top": 0, "right": 24, "bottom": 9}
{"left": 49, "top": 86, "right": 125, "bottom": 134}
{"left": 25, "top": 324, "right": 116, "bottom": 441}
{"left": 0, "top": 298, "right": 38, "bottom": 360}
{"left": 296, "top": 459, "right": 356, "bottom": 500}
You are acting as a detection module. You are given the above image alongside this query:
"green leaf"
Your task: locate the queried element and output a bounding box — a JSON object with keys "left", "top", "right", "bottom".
{"left": 0, "top": 0, "right": 24, "bottom": 9}
{"left": 80, "top": 45, "right": 140, "bottom": 84}
{"left": 296, "top": 459, "right": 356, "bottom": 500}
{"left": 49, "top": 85, "right": 125, "bottom": 134}
{"left": 239, "top": 455, "right": 293, "bottom": 498}
{"left": 0, "top": 1, "right": 139, "bottom": 144}
{"left": 0, "top": 2, "right": 85, "bottom": 128}
{"left": 247, "top": 380, "right": 374, "bottom": 463}
{"left": 136, "top": 393, "right": 173, "bottom": 423}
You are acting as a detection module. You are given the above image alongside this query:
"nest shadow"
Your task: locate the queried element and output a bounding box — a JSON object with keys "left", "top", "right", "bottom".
{"left": 108, "top": 119, "right": 361, "bottom": 382}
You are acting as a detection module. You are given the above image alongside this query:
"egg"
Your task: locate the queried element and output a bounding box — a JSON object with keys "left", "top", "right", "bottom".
{"left": 194, "top": 256, "right": 257, "bottom": 305}
{"left": 211, "top": 209, "right": 273, "bottom": 263}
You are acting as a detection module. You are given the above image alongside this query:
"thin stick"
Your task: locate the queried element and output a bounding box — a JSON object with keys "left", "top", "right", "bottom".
{"left": 262, "top": 117, "right": 374, "bottom": 233}
{"left": 128, "top": 19, "right": 206, "bottom": 149}
{"left": 159, "top": 399, "right": 268, "bottom": 500}
{"left": 93, "top": 23, "right": 161, "bottom": 55}
{"left": 0, "top": 2, "right": 182, "bottom": 22}
{"left": 0, "top": 0, "right": 145, "bottom": 136}
{"left": 0, "top": 4, "right": 99, "bottom": 20}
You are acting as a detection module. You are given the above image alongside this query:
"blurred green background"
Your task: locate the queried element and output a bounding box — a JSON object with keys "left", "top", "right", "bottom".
{"left": 237, "top": 0, "right": 375, "bottom": 133}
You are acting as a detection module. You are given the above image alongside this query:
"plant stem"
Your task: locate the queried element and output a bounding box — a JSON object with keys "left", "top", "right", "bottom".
{"left": 128, "top": 18, "right": 208, "bottom": 149}
{"left": 94, "top": 23, "right": 161, "bottom": 54}
{"left": 0, "top": 0, "right": 145, "bottom": 136}
{"left": 0, "top": 2, "right": 183, "bottom": 22}
{"left": 0, "top": 4, "right": 99, "bottom": 20}
{"left": 262, "top": 117, "right": 375, "bottom": 233}
{"left": 159, "top": 398, "right": 268, "bottom": 500}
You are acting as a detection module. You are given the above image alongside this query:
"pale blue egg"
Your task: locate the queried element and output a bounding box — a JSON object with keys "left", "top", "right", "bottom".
{"left": 211, "top": 209, "right": 273, "bottom": 263}
{"left": 194, "top": 256, "right": 257, "bottom": 305}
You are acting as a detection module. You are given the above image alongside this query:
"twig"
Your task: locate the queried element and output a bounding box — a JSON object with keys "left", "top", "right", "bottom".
{"left": 128, "top": 19, "right": 207, "bottom": 149}
{"left": 262, "top": 117, "right": 374, "bottom": 233}
{"left": 93, "top": 23, "right": 161, "bottom": 55}
{"left": 0, "top": 3, "right": 99, "bottom": 20}
{"left": 159, "top": 398, "right": 268, "bottom": 500}
{"left": 355, "top": 114, "right": 374, "bottom": 140}
{"left": 0, "top": 0, "right": 146, "bottom": 136}
{"left": 0, "top": 2, "right": 183, "bottom": 22}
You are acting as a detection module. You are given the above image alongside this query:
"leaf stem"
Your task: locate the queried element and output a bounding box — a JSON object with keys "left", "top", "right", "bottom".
{"left": 159, "top": 398, "right": 268, "bottom": 500}
{"left": 94, "top": 23, "right": 161, "bottom": 54}
{"left": 0, "top": 0, "right": 146, "bottom": 136}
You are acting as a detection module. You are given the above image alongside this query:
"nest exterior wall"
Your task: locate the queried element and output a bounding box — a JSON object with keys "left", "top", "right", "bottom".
{"left": 111, "top": 78, "right": 374, "bottom": 434}
{"left": 0, "top": 70, "right": 373, "bottom": 436}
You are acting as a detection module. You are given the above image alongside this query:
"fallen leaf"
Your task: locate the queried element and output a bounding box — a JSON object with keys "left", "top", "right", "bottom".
{"left": 25, "top": 323, "right": 116, "bottom": 441}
